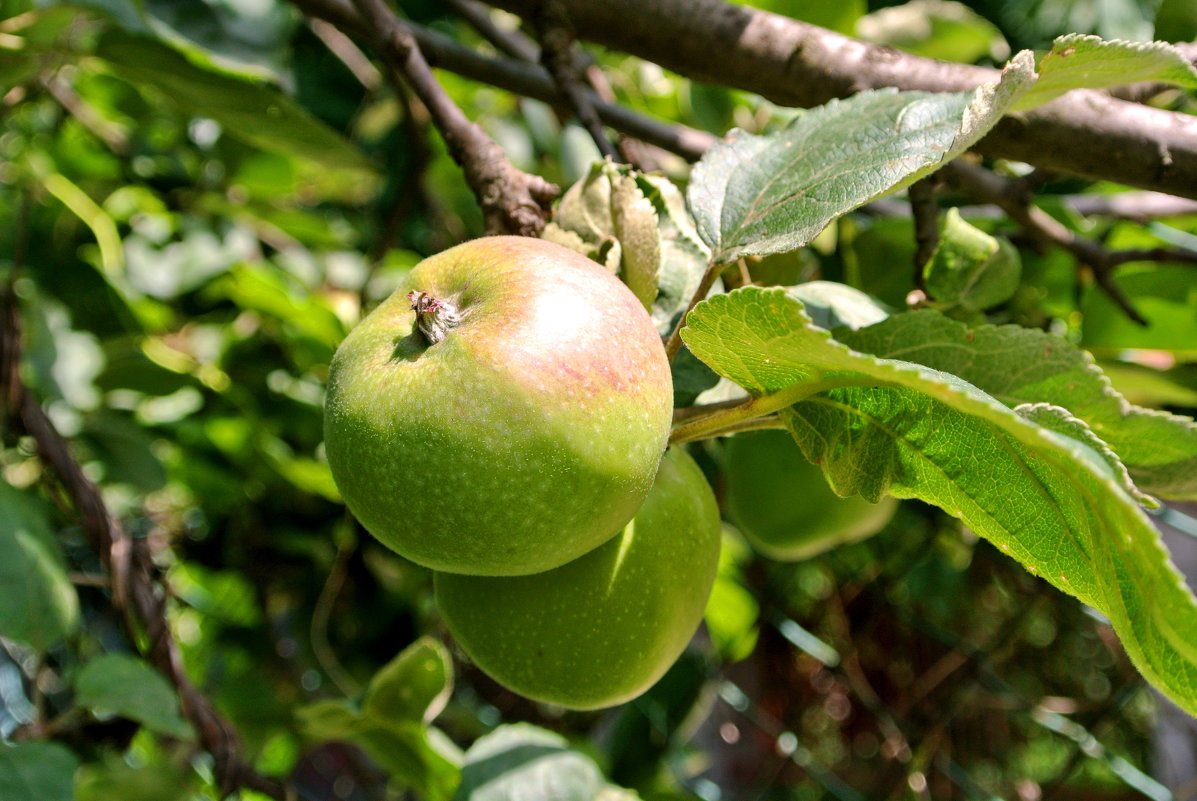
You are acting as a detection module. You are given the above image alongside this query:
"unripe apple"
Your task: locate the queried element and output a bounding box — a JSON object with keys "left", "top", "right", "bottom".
{"left": 435, "top": 448, "right": 721, "bottom": 710}
{"left": 725, "top": 430, "right": 897, "bottom": 560}
{"left": 324, "top": 236, "right": 673, "bottom": 576}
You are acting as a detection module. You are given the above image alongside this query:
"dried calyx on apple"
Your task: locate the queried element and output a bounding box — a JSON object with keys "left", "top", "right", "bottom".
{"left": 406, "top": 290, "right": 463, "bottom": 345}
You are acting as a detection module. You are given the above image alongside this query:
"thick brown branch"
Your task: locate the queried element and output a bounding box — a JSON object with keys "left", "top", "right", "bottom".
{"left": 486, "top": 0, "right": 1197, "bottom": 200}
{"left": 348, "top": 0, "right": 557, "bottom": 236}
{"left": 0, "top": 294, "right": 286, "bottom": 801}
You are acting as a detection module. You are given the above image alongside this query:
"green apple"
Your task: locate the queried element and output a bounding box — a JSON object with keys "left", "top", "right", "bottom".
{"left": 434, "top": 448, "right": 721, "bottom": 710}
{"left": 724, "top": 430, "right": 897, "bottom": 560}
{"left": 324, "top": 236, "right": 673, "bottom": 576}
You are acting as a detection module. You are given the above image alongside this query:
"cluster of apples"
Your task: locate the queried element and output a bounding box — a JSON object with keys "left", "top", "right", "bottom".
{"left": 323, "top": 237, "right": 721, "bottom": 710}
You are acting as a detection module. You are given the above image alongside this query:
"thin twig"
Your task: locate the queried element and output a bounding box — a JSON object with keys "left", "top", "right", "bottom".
{"left": 908, "top": 176, "right": 939, "bottom": 291}
{"left": 668, "top": 375, "right": 879, "bottom": 445}
{"left": 941, "top": 191, "right": 1197, "bottom": 224}
{"left": 943, "top": 161, "right": 1197, "bottom": 326}
{"left": 310, "top": 540, "right": 361, "bottom": 698}
{"left": 308, "top": 17, "right": 383, "bottom": 90}
{"left": 306, "top": 14, "right": 445, "bottom": 264}
{"left": 1064, "top": 191, "right": 1197, "bottom": 222}
{"left": 68, "top": 572, "right": 111, "bottom": 587}
{"left": 0, "top": 294, "right": 287, "bottom": 800}
{"left": 447, "top": 0, "right": 654, "bottom": 168}
{"left": 531, "top": 0, "right": 620, "bottom": 161}
{"left": 820, "top": 589, "right": 914, "bottom": 797}
{"left": 371, "top": 83, "right": 437, "bottom": 263}
{"left": 672, "top": 395, "right": 750, "bottom": 424}
{"left": 348, "top": 0, "right": 558, "bottom": 235}
{"left": 289, "top": 0, "right": 716, "bottom": 161}
{"left": 40, "top": 73, "right": 130, "bottom": 155}
{"left": 663, "top": 260, "right": 726, "bottom": 362}
{"left": 445, "top": 0, "right": 539, "bottom": 62}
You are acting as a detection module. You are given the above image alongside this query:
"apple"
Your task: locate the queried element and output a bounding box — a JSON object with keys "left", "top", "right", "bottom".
{"left": 434, "top": 447, "right": 721, "bottom": 710}
{"left": 724, "top": 430, "right": 897, "bottom": 560}
{"left": 323, "top": 236, "right": 673, "bottom": 576}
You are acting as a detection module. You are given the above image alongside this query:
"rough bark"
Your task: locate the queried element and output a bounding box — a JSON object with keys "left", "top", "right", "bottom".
{"left": 488, "top": 0, "right": 1197, "bottom": 199}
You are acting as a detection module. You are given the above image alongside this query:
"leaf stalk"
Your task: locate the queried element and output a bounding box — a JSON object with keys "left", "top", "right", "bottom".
{"left": 669, "top": 374, "right": 872, "bottom": 444}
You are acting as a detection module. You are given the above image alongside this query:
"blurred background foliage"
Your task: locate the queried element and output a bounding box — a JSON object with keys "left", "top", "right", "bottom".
{"left": 1, "top": 0, "right": 1197, "bottom": 799}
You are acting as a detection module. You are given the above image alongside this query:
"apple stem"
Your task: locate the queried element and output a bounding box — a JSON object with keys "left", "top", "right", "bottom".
{"left": 408, "top": 291, "right": 463, "bottom": 344}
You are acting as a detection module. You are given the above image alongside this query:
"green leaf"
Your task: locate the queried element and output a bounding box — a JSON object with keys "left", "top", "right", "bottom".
{"left": 540, "top": 224, "right": 590, "bottom": 255}
{"left": 786, "top": 281, "right": 891, "bottom": 330}
{"left": 0, "top": 480, "right": 79, "bottom": 650}
{"left": 922, "top": 209, "right": 1020, "bottom": 309}
{"left": 1016, "top": 34, "right": 1197, "bottom": 111}
{"left": 551, "top": 161, "right": 619, "bottom": 254}
{"left": 92, "top": 28, "right": 375, "bottom": 176}
{"left": 834, "top": 310, "right": 1197, "bottom": 500}
{"left": 80, "top": 411, "right": 167, "bottom": 491}
{"left": 635, "top": 172, "right": 712, "bottom": 333}
{"left": 75, "top": 750, "right": 192, "bottom": 801}
{"left": 75, "top": 653, "right": 194, "bottom": 738}
{"left": 704, "top": 529, "right": 760, "bottom": 662}
{"left": 295, "top": 699, "right": 360, "bottom": 741}
{"left": 0, "top": 742, "right": 78, "bottom": 801}
{"left": 1156, "top": 0, "right": 1197, "bottom": 41}
{"left": 855, "top": 0, "right": 1008, "bottom": 63}
{"left": 33, "top": 165, "right": 125, "bottom": 280}
{"left": 453, "top": 724, "right": 607, "bottom": 801}
{"left": 548, "top": 163, "right": 711, "bottom": 333}
{"left": 47, "top": 0, "right": 147, "bottom": 33}
{"left": 610, "top": 172, "right": 660, "bottom": 310}
{"left": 362, "top": 636, "right": 453, "bottom": 725}
{"left": 671, "top": 344, "right": 721, "bottom": 407}
{"left": 548, "top": 160, "right": 661, "bottom": 309}
{"left": 1100, "top": 359, "right": 1197, "bottom": 409}
{"left": 355, "top": 723, "right": 461, "bottom": 801}
{"left": 737, "top": 0, "right": 864, "bottom": 34}
{"left": 681, "top": 287, "right": 1197, "bottom": 716}
{"left": 0, "top": 6, "right": 101, "bottom": 89}
{"left": 169, "top": 563, "right": 262, "bottom": 626}
{"left": 134, "top": 0, "right": 293, "bottom": 83}
{"left": 209, "top": 264, "right": 346, "bottom": 353}
{"left": 296, "top": 689, "right": 461, "bottom": 801}
{"left": 686, "top": 52, "right": 1035, "bottom": 263}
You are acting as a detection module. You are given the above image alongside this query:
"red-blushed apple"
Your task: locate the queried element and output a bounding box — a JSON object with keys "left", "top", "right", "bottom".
{"left": 434, "top": 447, "right": 721, "bottom": 710}
{"left": 323, "top": 236, "right": 673, "bottom": 576}
{"left": 725, "top": 429, "right": 897, "bottom": 560}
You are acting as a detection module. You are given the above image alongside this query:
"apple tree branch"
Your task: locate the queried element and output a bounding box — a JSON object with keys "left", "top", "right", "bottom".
{"left": 0, "top": 293, "right": 288, "bottom": 800}
{"left": 486, "top": 0, "right": 1197, "bottom": 201}
{"left": 943, "top": 161, "right": 1197, "bottom": 326}
{"left": 291, "top": 0, "right": 717, "bottom": 162}
{"left": 346, "top": 0, "right": 559, "bottom": 236}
